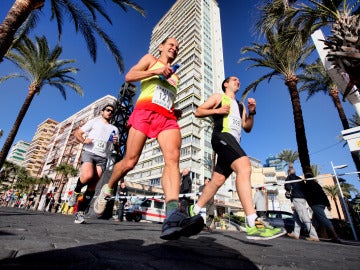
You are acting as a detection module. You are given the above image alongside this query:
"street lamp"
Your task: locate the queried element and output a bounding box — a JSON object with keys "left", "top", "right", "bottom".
{"left": 330, "top": 161, "right": 358, "bottom": 241}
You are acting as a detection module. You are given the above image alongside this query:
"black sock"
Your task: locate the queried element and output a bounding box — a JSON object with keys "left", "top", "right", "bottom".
{"left": 74, "top": 178, "right": 86, "bottom": 193}
{"left": 77, "top": 190, "right": 95, "bottom": 212}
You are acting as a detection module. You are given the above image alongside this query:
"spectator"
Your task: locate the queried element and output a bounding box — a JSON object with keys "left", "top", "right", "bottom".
{"left": 285, "top": 168, "right": 319, "bottom": 241}
{"left": 44, "top": 191, "right": 53, "bottom": 211}
{"left": 48, "top": 197, "right": 55, "bottom": 212}
{"left": 304, "top": 173, "right": 341, "bottom": 243}
{"left": 25, "top": 191, "right": 36, "bottom": 210}
{"left": 253, "top": 187, "right": 266, "bottom": 218}
{"left": 115, "top": 182, "right": 128, "bottom": 222}
{"left": 180, "top": 168, "right": 192, "bottom": 194}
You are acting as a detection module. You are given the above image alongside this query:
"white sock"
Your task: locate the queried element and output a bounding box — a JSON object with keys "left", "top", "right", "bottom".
{"left": 193, "top": 204, "right": 201, "bottom": 215}
{"left": 246, "top": 213, "right": 258, "bottom": 227}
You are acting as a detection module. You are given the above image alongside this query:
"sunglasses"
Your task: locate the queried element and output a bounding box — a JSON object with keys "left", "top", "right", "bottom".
{"left": 105, "top": 108, "right": 114, "bottom": 113}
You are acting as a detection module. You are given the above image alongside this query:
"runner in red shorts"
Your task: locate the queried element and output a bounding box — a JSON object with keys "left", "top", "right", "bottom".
{"left": 94, "top": 37, "right": 203, "bottom": 240}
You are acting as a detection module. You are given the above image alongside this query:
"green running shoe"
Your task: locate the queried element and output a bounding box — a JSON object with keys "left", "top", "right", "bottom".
{"left": 246, "top": 225, "right": 285, "bottom": 240}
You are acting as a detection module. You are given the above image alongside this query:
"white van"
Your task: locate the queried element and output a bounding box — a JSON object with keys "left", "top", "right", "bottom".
{"left": 126, "top": 198, "right": 166, "bottom": 223}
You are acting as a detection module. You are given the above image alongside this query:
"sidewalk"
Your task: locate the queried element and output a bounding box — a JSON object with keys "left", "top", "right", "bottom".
{"left": 0, "top": 207, "right": 359, "bottom": 269}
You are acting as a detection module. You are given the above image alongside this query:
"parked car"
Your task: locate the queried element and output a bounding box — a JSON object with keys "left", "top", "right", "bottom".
{"left": 125, "top": 198, "right": 166, "bottom": 223}
{"left": 124, "top": 199, "right": 143, "bottom": 222}
{"left": 266, "top": 210, "right": 295, "bottom": 233}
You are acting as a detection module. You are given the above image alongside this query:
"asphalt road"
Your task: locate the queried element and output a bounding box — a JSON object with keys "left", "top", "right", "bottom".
{"left": 0, "top": 207, "right": 359, "bottom": 270}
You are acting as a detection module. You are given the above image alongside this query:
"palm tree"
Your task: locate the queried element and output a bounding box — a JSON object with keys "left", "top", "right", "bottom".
{"left": 0, "top": 35, "right": 83, "bottom": 170}
{"left": 11, "top": 166, "right": 33, "bottom": 193}
{"left": 277, "top": 149, "right": 299, "bottom": 170}
{"left": 299, "top": 58, "right": 360, "bottom": 174}
{"left": 323, "top": 178, "right": 358, "bottom": 218}
{"left": 0, "top": 160, "right": 18, "bottom": 184}
{"left": 341, "top": 181, "right": 359, "bottom": 199}
{"left": 248, "top": 0, "right": 360, "bottom": 177}
{"left": 257, "top": 0, "right": 360, "bottom": 97}
{"left": 53, "top": 163, "right": 79, "bottom": 206}
{"left": 323, "top": 184, "right": 342, "bottom": 218}
{"left": 0, "top": 0, "right": 145, "bottom": 72}
{"left": 239, "top": 26, "right": 314, "bottom": 176}
{"left": 1, "top": 161, "right": 24, "bottom": 188}
{"left": 311, "top": 163, "right": 321, "bottom": 176}
{"left": 299, "top": 59, "right": 349, "bottom": 127}
{"left": 307, "top": 1, "right": 360, "bottom": 99}
{"left": 33, "top": 175, "right": 53, "bottom": 210}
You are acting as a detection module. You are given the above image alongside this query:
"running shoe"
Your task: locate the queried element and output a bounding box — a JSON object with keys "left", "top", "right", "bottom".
{"left": 74, "top": 211, "right": 86, "bottom": 224}
{"left": 255, "top": 216, "right": 276, "bottom": 229}
{"left": 184, "top": 203, "right": 196, "bottom": 217}
{"left": 68, "top": 192, "right": 81, "bottom": 207}
{"left": 246, "top": 217, "right": 286, "bottom": 240}
{"left": 246, "top": 226, "right": 281, "bottom": 240}
{"left": 93, "top": 184, "right": 113, "bottom": 215}
{"left": 160, "top": 209, "right": 204, "bottom": 240}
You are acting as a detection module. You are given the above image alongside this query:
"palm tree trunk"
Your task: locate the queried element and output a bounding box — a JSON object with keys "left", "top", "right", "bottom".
{"left": 0, "top": 85, "right": 36, "bottom": 169}
{"left": 286, "top": 76, "right": 312, "bottom": 175}
{"left": 55, "top": 179, "right": 67, "bottom": 205}
{"left": 333, "top": 198, "right": 341, "bottom": 219}
{"left": 329, "top": 89, "right": 349, "bottom": 129}
{"left": 0, "top": 0, "right": 44, "bottom": 62}
{"left": 34, "top": 184, "right": 45, "bottom": 210}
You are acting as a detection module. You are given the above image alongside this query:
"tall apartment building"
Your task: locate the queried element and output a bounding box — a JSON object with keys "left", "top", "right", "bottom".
{"left": 125, "top": 0, "right": 225, "bottom": 194}
{"left": 121, "top": 0, "right": 294, "bottom": 217}
{"left": 6, "top": 140, "right": 30, "bottom": 166}
{"left": 23, "top": 118, "right": 59, "bottom": 177}
{"left": 41, "top": 95, "right": 117, "bottom": 195}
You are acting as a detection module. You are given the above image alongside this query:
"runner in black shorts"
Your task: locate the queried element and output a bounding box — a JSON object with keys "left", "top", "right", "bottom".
{"left": 212, "top": 132, "right": 247, "bottom": 179}
{"left": 187, "top": 76, "right": 285, "bottom": 240}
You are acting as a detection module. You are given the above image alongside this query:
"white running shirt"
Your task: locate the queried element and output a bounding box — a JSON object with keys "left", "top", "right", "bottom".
{"left": 81, "top": 117, "right": 118, "bottom": 157}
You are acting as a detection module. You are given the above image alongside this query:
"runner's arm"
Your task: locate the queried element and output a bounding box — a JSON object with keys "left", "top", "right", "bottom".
{"left": 195, "top": 94, "right": 226, "bottom": 118}
{"left": 125, "top": 54, "right": 173, "bottom": 82}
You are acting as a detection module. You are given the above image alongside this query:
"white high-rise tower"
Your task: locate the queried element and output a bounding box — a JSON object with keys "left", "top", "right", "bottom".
{"left": 125, "top": 0, "right": 225, "bottom": 193}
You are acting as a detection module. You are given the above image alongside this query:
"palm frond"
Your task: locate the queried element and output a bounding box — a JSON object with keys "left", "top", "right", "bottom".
{"left": 0, "top": 73, "right": 27, "bottom": 83}
{"left": 111, "top": 0, "right": 146, "bottom": 17}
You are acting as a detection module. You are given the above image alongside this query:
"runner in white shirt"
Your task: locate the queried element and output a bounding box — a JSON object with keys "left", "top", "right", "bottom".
{"left": 69, "top": 104, "right": 119, "bottom": 224}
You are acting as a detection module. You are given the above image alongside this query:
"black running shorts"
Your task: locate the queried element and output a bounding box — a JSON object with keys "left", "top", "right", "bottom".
{"left": 211, "top": 132, "right": 247, "bottom": 178}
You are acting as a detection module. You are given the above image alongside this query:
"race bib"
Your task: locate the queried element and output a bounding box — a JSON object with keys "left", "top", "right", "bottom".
{"left": 93, "top": 140, "right": 107, "bottom": 153}
{"left": 152, "top": 85, "right": 175, "bottom": 110}
{"left": 229, "top": 115, "right": 241, "bottom": 130}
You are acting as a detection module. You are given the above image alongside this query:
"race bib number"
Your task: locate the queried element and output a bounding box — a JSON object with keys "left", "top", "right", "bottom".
{"left": 229, "top": 115, "right": 241, "bottom": 130}
{"left": 152, "top": 85, "right": 175, "bottom": 110}
{"left": 93, "top": 140, "right": 107, "bottom": 153}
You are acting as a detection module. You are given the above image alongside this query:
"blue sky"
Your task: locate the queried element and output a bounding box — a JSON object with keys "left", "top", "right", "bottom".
{"left": 0, "top": 1, "right": 359, "bottom": 192}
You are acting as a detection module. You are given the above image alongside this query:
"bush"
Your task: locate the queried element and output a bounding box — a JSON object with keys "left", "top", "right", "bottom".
{"left": 331, "top": 219, "right": 359, "bottom": 240}
{"left": 225, "top": 214, "right": 245, "bottom": 225}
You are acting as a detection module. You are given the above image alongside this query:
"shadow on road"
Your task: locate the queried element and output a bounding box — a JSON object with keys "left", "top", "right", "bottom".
{"left": 0, "top": 236, "right": 259, "bottom": 270}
